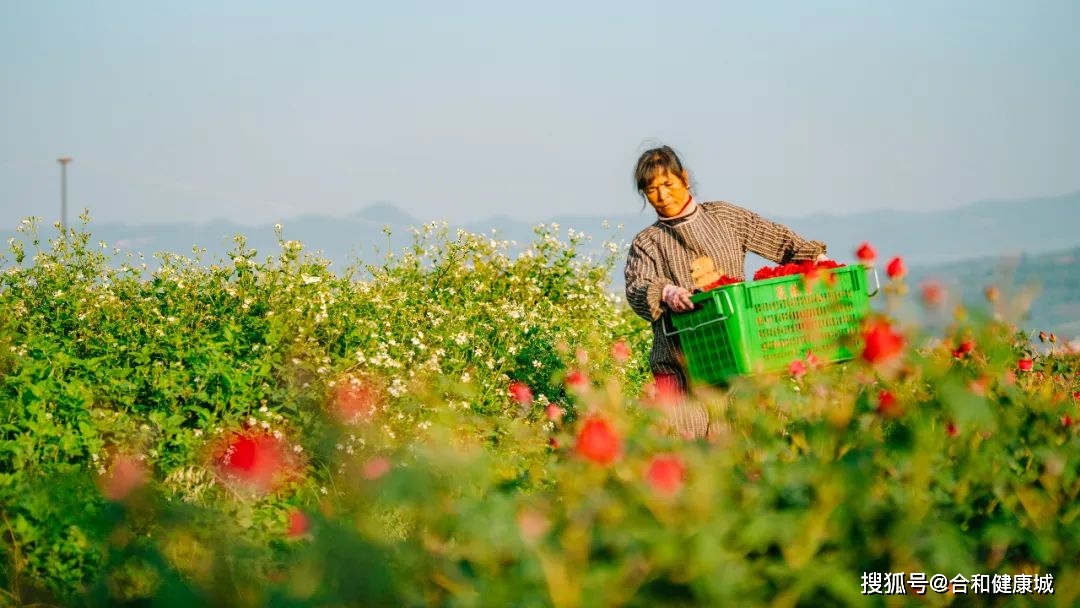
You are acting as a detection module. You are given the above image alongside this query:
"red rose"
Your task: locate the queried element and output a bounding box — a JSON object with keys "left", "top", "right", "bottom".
{"left": 575, "top": 416, "right": 621, "bottom": 465}
{"left": 99, "top": 454, "right": 148, "bottom": 502}
{"left": 1017, "top": 358, "right": 1034, "bottom": 372}
{"left": 545, "top": 403, "right": 564, "bottom": 422}
{"left": 509, "top": 381, "right": 533, "bottom": 405}
{"left": 611, "top": 339, "right": 631, "bottom": 364}
{"left": 920, "top": 281, "right": 944, "bottom": 307}
{"left": 876, "top": 390, "right": 902, "bottom": 418}
{"left": 331, "top": 376, "right": 382, "bottom": 424}
{"left": 214, "top": 432, "right": 296, "bottom": 495}
{"left": 362, "top": 456, "right": 392, "bottom": 480}
{"left": 645, "top": 454, "right": 686, "bottom": 495}
{"left": 287, "top": 509, "right": 309, "bottom": 538}
{"left": 856, "top": 242, "right": 876, "bottom": 266}
{"left": 886, "top": 256, "right": 906, "bottom": 280}
{"left": 952, "top": 340, "right": 975, "bottom": 359}
{"left": 861, "top": 319, "right": 905, "bottom": 365}
{"left": 566, "top": 369, "right": 589, "bottom": 391}
{"left": 788, "top": 359, "right": 808, "bottom": 378}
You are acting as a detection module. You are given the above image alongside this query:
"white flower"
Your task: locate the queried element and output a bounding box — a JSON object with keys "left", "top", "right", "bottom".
{"left": 274, "top": 223, "right": 283, "bottom": 231}
{"left": 301, "top": 274, "right": 321, "bottom": 285}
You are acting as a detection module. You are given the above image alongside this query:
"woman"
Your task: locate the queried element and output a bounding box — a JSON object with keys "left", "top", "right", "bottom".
{"left": 624, "top": 145, "right": 829, "bottom": 437}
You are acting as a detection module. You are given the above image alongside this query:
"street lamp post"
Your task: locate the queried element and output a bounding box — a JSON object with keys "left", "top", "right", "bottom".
{"left": 57, "top": 157, "right": 72, "bottom": 231}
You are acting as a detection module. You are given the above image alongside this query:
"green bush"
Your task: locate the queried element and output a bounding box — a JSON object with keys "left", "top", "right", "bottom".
{"left": 1, "top": 215, "right": 1077, "bottom": 607}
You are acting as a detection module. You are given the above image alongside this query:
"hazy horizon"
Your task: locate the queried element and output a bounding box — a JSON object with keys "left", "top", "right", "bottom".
{"left": 3, "top": 2, "right": 1078, "bottom": 230}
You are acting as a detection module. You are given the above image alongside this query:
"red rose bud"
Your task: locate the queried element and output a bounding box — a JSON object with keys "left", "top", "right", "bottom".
{"left": 789, "top": 359, "right": 808, "bottom": 378}
{"left": 861, "top": 319, "right": 905, "bottom": 365}
{"left": 575, "top": 415, "right": 621, "bottom": 465}
{"left": 287, "top": 509, "right": 310, "bottom": 538}
{"left": 1063, "top": 414, "right": 1073, "bottom": 428}
{"left": 1017, "top": 358, "right": 1034, "bottom": 372}
{"left": 611, "top": 339, "right": 631, "bottom": 364}
{"left": 1049, "top": 333, "right": 1057, "bottom": 344}
{"left": 876, "top": 390, "right": 901, "bottom": 418}
{"left": 1038, "top": 331, "right": 1048, "bottom": 343}
{"left": 885, "top": 256, "right": 906, "bottom": 280}
{"left": 947, "top": 422, "right": 959, "bottom": 438}
{"left": 856, "top": 242, "right": 877, "bottom": 266}
{"left": 645, "top": 454, "right": 686, "bottom": 495}
{"left": 984, "top": 286, "right": 1000, "bottom": 303}
{"left": 509, "top": 381, "right": 533, "bottom": 406}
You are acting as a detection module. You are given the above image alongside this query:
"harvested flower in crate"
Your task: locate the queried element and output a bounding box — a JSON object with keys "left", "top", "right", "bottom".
{"left": 753, "top": 259, "right": 845, "bottom": 281}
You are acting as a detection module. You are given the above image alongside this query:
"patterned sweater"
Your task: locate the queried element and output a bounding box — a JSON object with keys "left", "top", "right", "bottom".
{"left": 624, "top": 200, "right": 828, "bottom": 382}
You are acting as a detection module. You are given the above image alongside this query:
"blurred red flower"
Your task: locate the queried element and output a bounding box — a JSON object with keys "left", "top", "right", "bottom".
{"left": 947, "top": 422, "right": 959, "bottom": 438}
{"left": 861, "top": 319, "right": 905, "bottom": 365}
{"left": 545, "top": 403, "right": 564, "bottom": 422}
{"left": 920, "top": 281, "right": 945, "bottom": 307}
{"left": 566, "top": 369, "right": 589, "bottom": 391}
{"left": 789, "top": 359, "right": 808, "bottom": 378}
{"left": 886, "top": 256, "right": 906, "bottom": 280}
{"left": 952, "top": 340, "right": 975, "bottom": 360}
{"left": 645, "top": 454, "right": 686, "bottom": 495}
{"left": 575, "top": 416, "right": 621, "bottom": 465}
{"left": 509, "top": 381, "right": 533, "bottom": 406}
{"left": 643, "top": 373, "right": 684, "bottom": 410}
{"left": 287, "top": 509, "right": 309, "bottom": 538}
{"left": 856, "top": 242, "right": 877, "bottom": 266}
{"left": 611, "top": 339, "right": 631, "bottom": 364}
{"left": 876, "top": 390, "right": 902, "bottom": 418}
{"left": 1017, "top": 358, "right": 1034, "bottom": 372}
{"left": 331, "top": 376, "right": 383, "bottom": 424}
{"left": 99, "top": 454, "right": 148, "bottom": 502}
{"left": 362, "top": 456, "right": 392, "bottom": 480}
{"left": 214, "top": 432, "right": 296, "bottom": 495}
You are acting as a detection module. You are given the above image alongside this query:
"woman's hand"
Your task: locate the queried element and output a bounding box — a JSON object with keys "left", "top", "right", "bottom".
{"left": 662, "top": 284, "right": 694, "bottom": 313}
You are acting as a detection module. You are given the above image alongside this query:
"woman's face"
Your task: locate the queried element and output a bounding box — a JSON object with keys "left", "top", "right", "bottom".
{"left": 644, "top": 170, "right": 691, "bottom": 217}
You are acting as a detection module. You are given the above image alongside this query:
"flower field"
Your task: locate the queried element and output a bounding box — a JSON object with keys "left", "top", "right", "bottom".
{"left": 2, "top": 215, "right": 1079, "bottom": 607}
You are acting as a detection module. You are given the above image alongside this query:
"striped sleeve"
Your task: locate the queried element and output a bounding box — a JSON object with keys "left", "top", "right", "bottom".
{"left": 624, "top": 237, "right": 670, "bottom": 322}
{"left": 721, "top": 203, "right": 827, "bottom": 263}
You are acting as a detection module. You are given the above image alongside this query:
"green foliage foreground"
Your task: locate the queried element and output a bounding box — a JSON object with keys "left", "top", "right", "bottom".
{"left": 1, "top": 216, "right": 1078, "bottom": 607}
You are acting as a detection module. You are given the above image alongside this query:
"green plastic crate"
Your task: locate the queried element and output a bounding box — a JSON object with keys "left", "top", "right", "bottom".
{"left": 665, "top": 264, "right": 877, "bottom": 385}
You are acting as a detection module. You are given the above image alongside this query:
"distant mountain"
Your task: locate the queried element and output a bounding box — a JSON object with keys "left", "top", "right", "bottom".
{"left": 3, "top": 192, "right": 1078, "bottom": 337}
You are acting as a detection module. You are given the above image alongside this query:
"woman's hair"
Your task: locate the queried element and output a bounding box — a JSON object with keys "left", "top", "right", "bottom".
{"left": 633, "top": 145, "right": 691, "bottom": 198}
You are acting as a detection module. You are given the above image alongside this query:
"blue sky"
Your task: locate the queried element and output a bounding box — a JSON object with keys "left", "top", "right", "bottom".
{"left": 2, "top": 1, "right": 1077, "bottom": 228}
